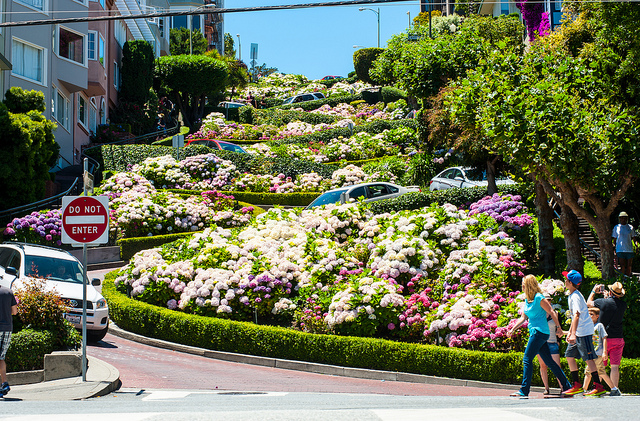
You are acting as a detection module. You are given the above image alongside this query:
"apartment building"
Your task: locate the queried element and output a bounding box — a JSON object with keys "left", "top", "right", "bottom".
{"left": 169, "top": 0, "right": 223, "bottom": 55}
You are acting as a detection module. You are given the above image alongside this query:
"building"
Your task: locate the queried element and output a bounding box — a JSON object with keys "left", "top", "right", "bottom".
{"left": 169, "top": 0, "right": 223, "bottom": 55}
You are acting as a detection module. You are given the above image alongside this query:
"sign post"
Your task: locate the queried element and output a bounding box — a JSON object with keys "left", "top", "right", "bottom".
{"left": 61, "top": 159, "right": 109, "bottom": 381}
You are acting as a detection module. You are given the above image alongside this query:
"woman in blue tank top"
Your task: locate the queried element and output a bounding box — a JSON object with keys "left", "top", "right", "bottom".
{"left": 508, "top": 275, "right": 571, "bottom": 397}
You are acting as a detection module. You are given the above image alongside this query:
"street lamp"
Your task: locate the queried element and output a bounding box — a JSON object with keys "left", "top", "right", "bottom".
{"left": 353, "top": 45, "right": 365, "bottom": 49}
{"left": 359, "top": 7, "right": 380, "bottom": 48}
{"left": 236, "top": 34, "right": 241, "bottom": 61}
{"left": 407, "top": 11, "right": 411, "bottom": 28}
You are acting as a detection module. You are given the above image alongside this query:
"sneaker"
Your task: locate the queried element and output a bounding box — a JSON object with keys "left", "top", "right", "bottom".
{"left": 562, "top": 382, "right": 584, "bottom": 396}
{"left": 510, "top": 391, "right": 528, "bottom": 398}
{"left": 609, "top": 388, "right": 622, "bottom": 397}
{"left": 584, "top": 383, "right": 606, "bottom": 397}
{"left": 0, "top": 382, "right": 9, "bottom": 396}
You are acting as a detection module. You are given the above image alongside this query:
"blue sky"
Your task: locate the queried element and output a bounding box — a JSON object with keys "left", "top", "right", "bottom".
{"left": 224, "top": 0, "right": 422, "bottom": 80}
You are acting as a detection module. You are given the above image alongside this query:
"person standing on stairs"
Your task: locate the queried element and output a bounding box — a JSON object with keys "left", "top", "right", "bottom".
{"left": 612, "top": 212, "right": 638, "bottom": 277}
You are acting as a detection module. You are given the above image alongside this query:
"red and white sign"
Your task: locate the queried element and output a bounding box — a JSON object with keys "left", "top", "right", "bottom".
{"left": 61, "top": 196, "right": 110, "bottom": 245}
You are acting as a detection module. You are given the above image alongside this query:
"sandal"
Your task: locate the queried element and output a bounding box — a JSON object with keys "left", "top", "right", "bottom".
{"left": 543, "top": 389, "right": 550, "bottom": 395}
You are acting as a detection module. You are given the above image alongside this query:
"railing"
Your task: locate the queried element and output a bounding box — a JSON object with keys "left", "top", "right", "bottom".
{"left": 551, "top": 205, "right": 602, "bottom": 268}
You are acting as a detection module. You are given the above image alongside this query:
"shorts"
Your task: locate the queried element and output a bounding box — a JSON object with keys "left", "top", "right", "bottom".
{"left": 565, "top": 335, "right": 597, "bottom": 361}
{"left": 0, "top": 331, "right": 11, "bottom": 360}
{"left": 608, "top": 337, "right": 625, "bottom": 366}
{"left": 547, "top": 342, "right": 560, "bottom": 355}
{"left": 585, "top": 356, "right": 608, "bottom": 378}
{"left": 617, "top": 252, "right": 634, "bottom": 260}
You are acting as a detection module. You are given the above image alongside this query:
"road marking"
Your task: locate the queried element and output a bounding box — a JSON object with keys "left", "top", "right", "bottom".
{"left": 373, "top": 408, "right": 543, "bottom": 421}
{"left": 1, "top": 415, "right": 160, "bottom": 421}
{"left": 140, "top": 390, "right": 289, "bottom": 400}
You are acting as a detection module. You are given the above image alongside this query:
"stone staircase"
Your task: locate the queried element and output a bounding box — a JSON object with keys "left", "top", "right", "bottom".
{"left": 578, "top": 217, "right": 602, "bottom": 270}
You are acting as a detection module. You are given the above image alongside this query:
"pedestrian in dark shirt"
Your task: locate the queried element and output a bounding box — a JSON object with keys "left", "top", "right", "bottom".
{"left": 587, "top": 281, "right": 626, "bottom": 396}
{"left": 0, "top": 285, "right": 18, "bottom": 397}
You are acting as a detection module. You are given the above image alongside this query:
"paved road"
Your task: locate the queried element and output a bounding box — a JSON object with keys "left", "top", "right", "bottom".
{"left": 87, "top": 333, "right": 516, "bottom": 396}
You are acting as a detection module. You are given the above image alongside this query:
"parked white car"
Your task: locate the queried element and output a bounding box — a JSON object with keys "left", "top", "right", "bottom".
{"left": 306, "top": 182, "right": 420, "bottom": 209}
{"left": 0, "top": 243, "right": 109, "bottom": 342}
{"left": 429, "top": 167, "right": 516, "bottom": 191}
{"left": 282, "top": 92, "right": 325, "bottom": 105}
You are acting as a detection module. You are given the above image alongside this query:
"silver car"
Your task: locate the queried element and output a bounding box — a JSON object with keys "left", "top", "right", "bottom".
{"left": 306, "top": 182, "right": 420, "bottom": 209}
{"left": 429, "top": 166, "right": 515, "bottom": 191}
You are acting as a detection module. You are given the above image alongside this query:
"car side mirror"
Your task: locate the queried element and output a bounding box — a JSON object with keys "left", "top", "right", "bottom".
{"left": 5, "top": 267, "right": 17, "bottom": 276}
{"left": 91, "top": 278, "right": 101, "bottom": 286}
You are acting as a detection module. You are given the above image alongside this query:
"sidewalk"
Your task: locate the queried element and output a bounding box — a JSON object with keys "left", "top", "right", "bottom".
{"left": 3, "top": 356, "right": 120, "bottom": 401}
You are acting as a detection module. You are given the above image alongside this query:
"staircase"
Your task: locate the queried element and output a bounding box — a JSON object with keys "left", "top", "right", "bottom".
{"left": 577, "top": 217, "right": 602, "bottom": 270}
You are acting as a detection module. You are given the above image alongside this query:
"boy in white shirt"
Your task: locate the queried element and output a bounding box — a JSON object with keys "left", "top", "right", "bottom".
{"left": 562, "top": 270, "right": 606, "bottom": 397}
{"left": 583, "top": 306, "right": 614, "bottom": 392}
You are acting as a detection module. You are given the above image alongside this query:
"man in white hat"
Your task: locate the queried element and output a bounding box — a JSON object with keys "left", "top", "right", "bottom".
{"left": 587, "top": 281, "right": 627, "bottom": 396}
{"left": 612, "top": 212, "right": 638, "bottom": 277}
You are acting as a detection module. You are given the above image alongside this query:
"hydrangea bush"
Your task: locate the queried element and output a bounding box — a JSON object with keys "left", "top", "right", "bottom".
{"left": 114, "top": 196, "right": 553, "bottom": 352}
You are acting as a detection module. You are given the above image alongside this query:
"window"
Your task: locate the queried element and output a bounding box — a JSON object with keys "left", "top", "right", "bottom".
{"left": 16, "top": 0, "right": 44, "bottom": 12}
{"left": 99, "top": 35, "right": 105, "bottom": 66}
{"left": 78, "top": 95, "right": 87, "bottom": 127}
{"left": 88, "top": 31, "right": 96, "bottom": 60}
{"left": 89, "top": 0, "right": 105, "bottom": 8}
{"left": 11, "top": 38, "right": 44, "bottom": 83}
{"left": 100, "top": 98, "right": 106, "bottom": 124}
{"left": 115, "top": 20, "right": 127, "bottom": 48}
{"left": 57, "top": 26, "right": 85, "bottom": 65}
{"left": 52, "top": 88, "right": 70, "bottom": 131}
{"left": 113, "top": 61, "right": 120, "bottom": 89}
{"left": 89, "top": 100, "right": 97, "bottom": 133}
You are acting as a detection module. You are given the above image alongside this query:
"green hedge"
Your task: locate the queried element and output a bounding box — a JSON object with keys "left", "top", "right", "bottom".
{"left": 167, "top": 189, "right": 319, "bottom": 206}
{"left": 368, "top": 183, "right": 536, "bottom": 214}
{"left": 101, "top": 275, "right": 640, "bottom": 392}
{"left": 277, "top": 93, "right": 363, "bottom": 112}
{"left": 6, "top": 329, "right": 55, "bottom": 372}
{"left": 250, "top": 108, "right": 339, "bottom": 126}
{"left": 118, "top": 231, "right": 198, "bottom": 261}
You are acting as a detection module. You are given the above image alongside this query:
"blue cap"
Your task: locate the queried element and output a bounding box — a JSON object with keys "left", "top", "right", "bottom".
{"left": 562, "top": 270, "right": 582, "bottom": 285}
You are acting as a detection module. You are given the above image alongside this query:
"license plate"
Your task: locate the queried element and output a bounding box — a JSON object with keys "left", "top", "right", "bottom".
{"left": 64, "top": 314, "right": 81, "bottom": 324}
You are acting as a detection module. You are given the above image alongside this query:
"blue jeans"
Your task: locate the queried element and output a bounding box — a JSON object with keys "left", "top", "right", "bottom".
{"left": 520, "top": 330, "right": 571, "bottom": 396}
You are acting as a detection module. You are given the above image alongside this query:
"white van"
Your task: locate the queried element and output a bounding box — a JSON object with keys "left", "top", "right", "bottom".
{"left": 0, "top": 243, "right": 109, "bottom": 342}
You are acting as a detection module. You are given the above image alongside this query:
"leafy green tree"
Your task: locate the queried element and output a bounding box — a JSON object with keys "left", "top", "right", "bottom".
{"left": 254, "top": 63, "right": 278, "bottom": 79}
{"left": 445, "top": 34, "right": 640, "bottom": 279}
{"left": 170, "top": 28, "right": 207, "bottom": 56}
{"left": 155, "top": 55, "right": 228, "bottom": 129}
{"left": 0, "top": 89, "right": 58, "bottom": 209}
{"left": 224, "top": 33, "right": 236, "bottom": 58}
{"left": 4, "top": 87, "right": 46, "bottom": 114}
{"left": 120, "top": 40, "right": 155, "bottom": 105}
{"left": 353, "top": 48, "right": 384, "bottom": 84}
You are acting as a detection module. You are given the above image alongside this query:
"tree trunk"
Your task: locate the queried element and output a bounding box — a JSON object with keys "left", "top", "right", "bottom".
{"left": 559, "top": 203, "right": 584, "bottom": 274}
{"left": 486, "top": 157, "right": 498, "bottom": 196}
{"left": 535, "top": 181, "right": 555, "bottom": 275}
{"left": 593, "top": 218, "right": 616, "bottom": 279}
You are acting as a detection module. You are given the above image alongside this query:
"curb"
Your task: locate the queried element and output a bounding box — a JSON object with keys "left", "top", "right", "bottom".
{"left": 108, "top": 323, "right": 554, "bottom": 394}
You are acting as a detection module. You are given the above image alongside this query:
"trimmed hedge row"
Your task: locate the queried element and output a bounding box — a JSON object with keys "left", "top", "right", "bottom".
{"left": 118, "top": 231, "right": 198, "bottom": 261}
{"left": 249, "top": 108, "right": 339, "bottom": 126}
{"left": 101, "top": 275, "right": 640, "bottom": 392}
{"left": 167, "top": 189, "right": 319, "bottom": 206}
{"left": 6, "top": 329, "right": 55, "bottom": 372}
{"left": 368, "top": 183, "right": 536, "bottom": 214}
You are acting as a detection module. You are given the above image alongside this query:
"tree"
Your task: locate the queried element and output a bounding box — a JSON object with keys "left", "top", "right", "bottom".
{"left": 445, "top": 34, "right": 640, "bottom": 279}
{"left": 253, "top": 63, "right": 278, "bottom": 79}
{"left": 224, "top": 33, "right": 236, "bottom": 58}
{"left": 353, "top": 48, "right": 384, "bottom": 84}
{"left": 170, "top": 28, "right": 207, "bottom": 56}
{"left": 0, "top": 89, "right": 58, "bottom": 209}
{"left": 120, "top": 40, "right": 155, "bottom": 106}
{"left": 155, "top": 55, "right": 228, "bottom": 129}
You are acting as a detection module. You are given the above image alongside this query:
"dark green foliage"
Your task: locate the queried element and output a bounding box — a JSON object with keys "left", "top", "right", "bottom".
{"left": 0, "top": 96, "right": 59, "bottom": 210}
{"left": 224, "top": 33, "right": 236, "bottom": 58}
{"left": 101, "top": 275, "right": 640, "bottom": 392}
{"left": 120, "top": 40, "right": 155, "bottom": 105}
{"left": 119, "top": 231, "right": 198, "bottom": 261}
{"left": 368, "top": 183, "right": 536, "bottom": 214}
{"left": 353, "top": 48, "right": 385, "bottom": 84}
{"left": 155, "top": 55, "right": 228, "bottom": 129}
{"left": 170, "top": 28, "right": 207, "bottom": 55}
{"left": 250, "top": 108, "right": 339, "bottom": 126}
{"left": 381, "top": 86, "right": 408, "bottom": 103}
{"left": 278, "top": 93, "right": 363, "bottom": 111}
{"left": 5, "top": 329, "right": 55, "bottom": 372}
{"left": 3, "top": 87, "right": 45, "bottom": 113}
{"left": 238, "top": 105, "right": 256, "bottom": 124}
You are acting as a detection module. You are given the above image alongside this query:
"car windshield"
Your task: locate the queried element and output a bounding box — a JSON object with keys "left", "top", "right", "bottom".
{"left": 307, "top": 189, "right": 347, "bottom": 208}
{"left": 465, "top": 168, "right": 486, "bottom": 182}
{"left": 218, "top": 142, "right": 246, "bottom": 153}
{"left": 24, "top": 255, "right": 84, "bottom": 284}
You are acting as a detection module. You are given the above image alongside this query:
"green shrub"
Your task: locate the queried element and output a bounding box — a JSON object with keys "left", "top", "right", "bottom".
{"left": 5, "top": 329, "right": 55, "bottom": 372}
{"left": 381, "top": 86, "right": 408, "bottom": 103}
{"left": 100, "top": 274, "right": 640, "bottom": 392}
{"left": 250, "top": 108, "right": 338, "bottom": 126}
{"left": 13, "top": 279, "right": 81, "bottom": 349}
{"left": 368, "top": 183, "right": 536, "bottom": 214}
{"left": 353, "top": 48, "right": 385, "bottom": 84}
{"left": 3, "top": 87, "right": 46, "bottom": 113}
{"left": 168, "top": 189, "right": 319, "bottom": 206}
{"left": 278, "top": 94, "right": 363, "bottom": 112}
{"left": 238, "top": 106, "right": 256, "bottom": 124}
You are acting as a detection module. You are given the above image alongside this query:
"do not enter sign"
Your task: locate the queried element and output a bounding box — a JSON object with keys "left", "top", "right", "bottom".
{"left": 61, "top": 196, "right": 110, "bottom": 245}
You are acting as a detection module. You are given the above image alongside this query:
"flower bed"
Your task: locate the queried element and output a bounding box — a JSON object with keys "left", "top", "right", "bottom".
{"left": 114, "top": 195, "right": 547, "bottom": 352}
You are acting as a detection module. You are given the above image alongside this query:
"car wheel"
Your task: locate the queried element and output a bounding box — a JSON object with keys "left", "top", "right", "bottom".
{"left": 86, "top": 326, "right": 109, "bottom": 343}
